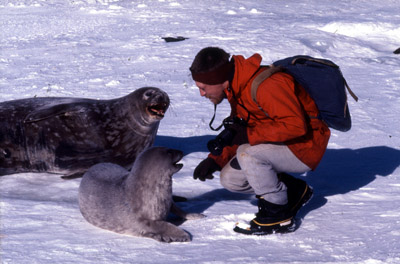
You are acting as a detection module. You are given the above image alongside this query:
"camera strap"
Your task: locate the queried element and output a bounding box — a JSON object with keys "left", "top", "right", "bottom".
{"left": 209, "top": 104, "right": 224, "bottom": 131}
{"left": 209, "top": 66, "right": 263, "bottom": 131}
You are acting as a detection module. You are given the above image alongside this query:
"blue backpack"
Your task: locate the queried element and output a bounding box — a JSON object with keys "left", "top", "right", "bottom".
{"left": 251, "top": 55, "right": 358, "bottom": 132}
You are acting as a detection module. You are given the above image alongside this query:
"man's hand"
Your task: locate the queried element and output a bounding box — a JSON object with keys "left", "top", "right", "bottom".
{"left": 193, "top": 157, "right": 221, "bottom": 181}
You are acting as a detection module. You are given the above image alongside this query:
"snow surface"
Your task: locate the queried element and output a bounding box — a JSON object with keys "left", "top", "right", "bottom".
{"left": 1, "top": 0, "right": 400, "bottom": 263}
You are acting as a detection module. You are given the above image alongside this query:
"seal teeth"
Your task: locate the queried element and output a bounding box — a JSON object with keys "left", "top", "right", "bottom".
{"left": 148, "top": 104, "right": 167, "bottom": 117}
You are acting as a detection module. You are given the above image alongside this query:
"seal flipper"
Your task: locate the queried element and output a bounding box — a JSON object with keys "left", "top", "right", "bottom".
{"left": 24, "top": 103, "right": 91, "bottom": 123}
{"left": 131, "top": 219, "right": 191, "bottom": 243}
{"left": 55, "top": 144, "right": 114, "bottom": 172}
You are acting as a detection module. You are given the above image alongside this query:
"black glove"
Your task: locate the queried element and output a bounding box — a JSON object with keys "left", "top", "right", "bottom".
{"left": 193, "top": 157, "right": 221, "bottom": 181}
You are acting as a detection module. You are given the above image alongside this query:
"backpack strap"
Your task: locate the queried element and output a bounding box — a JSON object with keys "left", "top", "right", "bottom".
{"left": 342, "top": 73, "right": 358, "bottom": 102}
{"left": 250, "top": 64, "right": 319, "bottom": 121}
{"left": 251, "top": 61, "right": 358, "bottom": 121}
{"left": 250, "top": 65, "right": 283, "bottom": 117}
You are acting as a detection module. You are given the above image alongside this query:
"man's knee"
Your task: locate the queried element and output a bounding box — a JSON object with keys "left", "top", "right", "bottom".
{"left": 220, "top": 158, "right": 253, "bottom": 194}
{"left": 236, "top": 144, "right": 252, "bottom": 167}
{"left": 220, "top": 161, "right": 236, "bottom": 190}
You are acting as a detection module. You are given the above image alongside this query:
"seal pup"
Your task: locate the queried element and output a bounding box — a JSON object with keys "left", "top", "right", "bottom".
{"left": 0, "top": 87, "right": 169, "bottom": 177}
{"left": 78, "top": 147, "right": 205, "bottom": 242}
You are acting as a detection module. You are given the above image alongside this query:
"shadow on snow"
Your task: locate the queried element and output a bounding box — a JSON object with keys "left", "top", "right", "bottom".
{"left": 298, "top": 145, "right": 400, "bottom": 219}
{"left": 154, "top": 135, "right": 215, "bottom": 155}
{"left": 156, "top": 135, "right": 400, "bottom": 228}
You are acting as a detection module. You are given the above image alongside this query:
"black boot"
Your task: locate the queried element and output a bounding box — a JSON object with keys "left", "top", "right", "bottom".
{"left": 234, "top": 173, "right": 313, "bottom": 235}
{"left": 278, "top": 172, "right": 313, "bottom": 218}
{"left": 249, "top": 196, "right": 295, "bottom": 234}
{"left": 234, "top": 196, "right": 294, "bottom": 235}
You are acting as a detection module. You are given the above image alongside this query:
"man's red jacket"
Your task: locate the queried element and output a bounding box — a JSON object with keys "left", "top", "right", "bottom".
{"left": 209, "top": 53, "right": 331, "bottom": 171}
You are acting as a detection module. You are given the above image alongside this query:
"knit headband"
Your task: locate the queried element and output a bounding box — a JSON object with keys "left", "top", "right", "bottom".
{"left": 191, "top": 61, "right": 234, "bottom": 85}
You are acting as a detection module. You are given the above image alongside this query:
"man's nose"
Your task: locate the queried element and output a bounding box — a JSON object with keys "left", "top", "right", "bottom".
{"left": 199, "top": 89, "right": 206, "bottom": 96}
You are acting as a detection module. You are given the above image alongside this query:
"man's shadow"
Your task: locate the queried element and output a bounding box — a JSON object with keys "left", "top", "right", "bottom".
{"left": 298, "top": 146, "right": 400, "bottom": 218}
{"left": 156, "top": 136, "right": 400, "bottom": 223}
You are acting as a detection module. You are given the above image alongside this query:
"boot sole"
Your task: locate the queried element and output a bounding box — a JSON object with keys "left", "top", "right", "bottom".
{"left": 234, "top": 218, "right": 296, "bottom": 235}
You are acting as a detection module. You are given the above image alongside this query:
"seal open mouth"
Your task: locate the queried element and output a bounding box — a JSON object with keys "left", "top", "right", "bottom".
{"left": 173, "top": 161, "right": 183, "bottom": 170}
{"left": 172, "top": 155, "right": 183, "bottom": 170}
{"left": 148, "top": 103, "right": 168, "bottom": 118}
{"left": 168, "top": 149, "right": 184, "bottom": 171}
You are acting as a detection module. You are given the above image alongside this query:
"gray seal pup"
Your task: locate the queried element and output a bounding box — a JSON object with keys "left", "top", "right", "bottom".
{"left": 0, "top": 87, "right": 169, "bottom": 178}
{"left": 78, "top": 147, "right": 205, "bottom": 242}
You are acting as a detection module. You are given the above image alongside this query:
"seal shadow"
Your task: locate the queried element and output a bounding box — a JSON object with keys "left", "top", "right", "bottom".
{"left": 168, "top": 188, "right": 252, "bottom": 225}
{"left": 154, "top": 135, "right": 215, "bottom": 155}
{"left": 156, "top": 135, "right": 400, "bottom": 228}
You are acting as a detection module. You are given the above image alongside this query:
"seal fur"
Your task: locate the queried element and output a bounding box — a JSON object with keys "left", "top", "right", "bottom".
{"left": 0, "top": 87, "right": 169, "bottom": 177}
{"left": 78, "top": 147, "right": 204, "bottom": 242}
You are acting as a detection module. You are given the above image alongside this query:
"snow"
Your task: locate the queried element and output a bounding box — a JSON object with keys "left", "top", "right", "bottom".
{"left": 1, "top": 0, "right": 400, "bottom": 263}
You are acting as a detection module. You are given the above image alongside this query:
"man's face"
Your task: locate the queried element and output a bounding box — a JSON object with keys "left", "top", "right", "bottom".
{"left": 195, "top": 80, "right": 228, "bottom": 105}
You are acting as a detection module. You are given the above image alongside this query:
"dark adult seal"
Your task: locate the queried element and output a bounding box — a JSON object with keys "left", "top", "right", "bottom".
{"left": 78, "top": 147, "right": 204, "bottom": 242}
{"left": 0, "top": 87, "right": 169, "bottom": 177}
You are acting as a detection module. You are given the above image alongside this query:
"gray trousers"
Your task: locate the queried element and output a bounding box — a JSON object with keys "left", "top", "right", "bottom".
{"left": 220, "top": 143, "right": 311, "bottom": 205}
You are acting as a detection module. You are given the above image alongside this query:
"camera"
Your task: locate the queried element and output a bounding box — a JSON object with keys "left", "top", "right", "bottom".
{"left": 207, "top": 117, "right": 247, "bottom": 156}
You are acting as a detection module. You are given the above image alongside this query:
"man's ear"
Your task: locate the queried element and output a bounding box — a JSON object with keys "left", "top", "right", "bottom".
{"left": 222, "top": 80, "right": 230, "bottom": 89}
